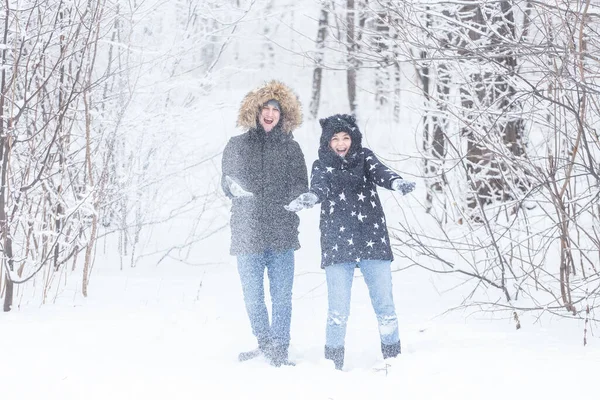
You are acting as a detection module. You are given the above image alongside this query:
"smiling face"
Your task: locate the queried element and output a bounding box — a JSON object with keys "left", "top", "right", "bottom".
{"left": 259, "top": 104, "right": 281, "bottom": 132}
{"left": 329, "top": 132, "right": 352, "bottom": 157}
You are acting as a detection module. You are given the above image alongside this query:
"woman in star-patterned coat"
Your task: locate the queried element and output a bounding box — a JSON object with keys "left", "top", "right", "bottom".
{"left": 286, "top": 114, "right": 416, "bottom": 370}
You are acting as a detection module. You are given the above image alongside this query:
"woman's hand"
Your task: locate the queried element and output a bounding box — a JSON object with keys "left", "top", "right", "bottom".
{"left": 391, "top": 179, "right": 416, "bottom": 195}
{"left": 284, "top": 192, "right": 318, "bottom": 212}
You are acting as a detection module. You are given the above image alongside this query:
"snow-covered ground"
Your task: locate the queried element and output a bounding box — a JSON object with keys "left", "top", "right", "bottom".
{"left": 3, "top": 216, "right": 598, "bottom": 400}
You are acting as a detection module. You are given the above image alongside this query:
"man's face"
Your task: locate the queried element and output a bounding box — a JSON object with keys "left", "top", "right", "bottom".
{"left": 259, "top": 105, "right": 281, "bottom": 132}
{"left": 329, "top": 132, "right": 352, "bottom": 157}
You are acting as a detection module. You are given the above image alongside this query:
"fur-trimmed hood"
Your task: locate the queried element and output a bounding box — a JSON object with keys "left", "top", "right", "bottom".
{"left": 237, "top": 80, "right": 303, "bottom": 133}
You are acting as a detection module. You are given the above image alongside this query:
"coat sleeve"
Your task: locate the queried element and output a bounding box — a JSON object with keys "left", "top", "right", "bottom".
{"left": 363, "top": 148, "right": 402, "bottom": 190}
{"left": 309, "top": 159, "right": 330, "bottom": 203}
{"left": 221, "top": 137, "right": 237, "bottom": 199}
{"left": 287, "top": 140, "right": 309, "bottom": 201}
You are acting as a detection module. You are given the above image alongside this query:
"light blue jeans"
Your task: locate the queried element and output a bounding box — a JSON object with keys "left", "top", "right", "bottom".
{"left": 325, "top": 259, "right": 399, "bottom": 348}
{"left": 237, "top": 249, "right": 295, "bottom": 347}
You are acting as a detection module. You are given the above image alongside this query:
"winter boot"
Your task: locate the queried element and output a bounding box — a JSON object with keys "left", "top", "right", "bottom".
{"left": 381, "top": 341, "right": 401, "bottom": 359}
{"left": 324, "top": 346, "right": 345, "bottom": 370}
{"left": 268, "top": 344, "right": 295, "bottom": 367}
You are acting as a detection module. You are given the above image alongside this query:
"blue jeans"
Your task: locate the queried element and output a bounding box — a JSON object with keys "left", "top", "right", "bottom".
{"left": 325, "top": 259, "right": 399, "bottom": 348}
{"left": 237, "top": 249, "right": 295, "bottom": 348}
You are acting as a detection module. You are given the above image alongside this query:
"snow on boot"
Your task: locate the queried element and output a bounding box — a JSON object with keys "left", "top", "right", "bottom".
{"left": 238, "top": 348, "right": 262, "bottom": 362}
{"left": 269, "top": 345, "right": 295, "bottom": 367}
{"left": 324, "top": 346, "right": 344, "bottom": 370}
{"left": 238, "top": 339, "right": 272, "bottom": 362}
{"left": 381, "top": 341, "right": 401, "bottom": 359}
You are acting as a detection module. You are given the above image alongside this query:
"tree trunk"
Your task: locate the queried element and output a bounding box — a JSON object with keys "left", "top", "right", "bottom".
{"left": 391, "top": 13, "right": 401, "bottom": 123}
{"left": 457, "top": 1, "right": 526, "bottom": 215}
{"left": 309, "top": 2, "right": 329, "bottom": 119}
{"left": 0, "top": 4, "right": 12, "bottom": 312}
{"left": 421, "top": 9, "right": 450, "bottom": 213}
{"left": 260, "top": 0, "right": 276, "bottom": 69}
{"left": 373, "top": 8, "right": 390, "bottom": 106}
{"left": 346, "top": 0, "right": 357, "bottom": 114}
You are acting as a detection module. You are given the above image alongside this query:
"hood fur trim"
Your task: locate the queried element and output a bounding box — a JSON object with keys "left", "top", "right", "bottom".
{"left": 237, "top": 80, "right": 303, "bottom": 133}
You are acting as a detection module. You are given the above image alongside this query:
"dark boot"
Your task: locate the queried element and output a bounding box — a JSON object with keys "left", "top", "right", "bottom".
{"left": 324, "top": 346, "right": 345, "bottom": 370}
{"left": 381, "top": 341, "right": 401, "bottom": 359}
{"left": 268, "top": 344, "right": 295, "bottom": 367}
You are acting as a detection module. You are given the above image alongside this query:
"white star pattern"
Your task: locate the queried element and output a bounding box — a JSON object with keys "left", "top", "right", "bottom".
{"left": 339, "top": 192, "right": 346, "bottom": 201}
{"left": 326, "top": 167, "right": 334, "bottom": 173}
{"left": 332, "top": 245, "right": 338, "bottom": 251}
{"left": 366, "top": 156, "right": 373, "bottom": 161}
{"left": 357, "top": 192, "right": 366, "bottom": 202}
{"left": 357, "top": 213, "right": 366, "bottom": 222}
{"left": 330, "top": 200, "right": 336, "bottom": 206}
{"left": 371, "top": 201, "right": 376, "bottom": 208}
{"left": 329, "top": 207, "right": 334, "bottom": 214}
{"left": 351, "top": 211, "right": 356, "bottom": 216}
{"left": 374, "top": 223, "right": 379, "bottom": 229}
{"left": 340, "top": 226, "right": 346, "bottom": 232}
{"left": 366, "top": 240, "right": 375, "bottom": 248}
{"left": 370, "top": 189, "right": 377, "bottom": 197}
{"left": 347, "top": 238, "right": 354, "bottom": 246}
{"left": 369, "top": 163, "right": 377, "bottom": 171}
{"left": 381, "top": 237, "right": 387, "bottom": 244}
{"left": 355, "top": 257, "right": 361, "bottom": 263}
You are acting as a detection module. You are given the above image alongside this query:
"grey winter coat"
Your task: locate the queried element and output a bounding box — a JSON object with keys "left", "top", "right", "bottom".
{"left": 221, "top": 80, "right": 308, "bottom": 255}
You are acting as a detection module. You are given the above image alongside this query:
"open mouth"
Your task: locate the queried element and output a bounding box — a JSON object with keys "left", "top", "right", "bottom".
{"left": 263, "top": 118, "right": 274, "bottom": 125}
{"left": 334, "top": 148, "right": 348, "bottom": 156}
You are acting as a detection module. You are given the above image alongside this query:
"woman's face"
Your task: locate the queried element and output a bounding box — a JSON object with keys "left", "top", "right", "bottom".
{"left": 329, "top": 132, "right": 352, "bottom": 157}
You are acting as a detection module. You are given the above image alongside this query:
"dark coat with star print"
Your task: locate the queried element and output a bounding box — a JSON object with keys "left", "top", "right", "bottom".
{"left": 310, "top": 114, "right": 402, "bottom": 268}
{"left": 222, "top": 81, "right": 308, "bottom": 255}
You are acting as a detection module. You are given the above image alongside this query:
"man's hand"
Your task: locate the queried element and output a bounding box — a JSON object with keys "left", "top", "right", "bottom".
{"left": 391, "top": 179, "right": 416, "bottom": 195}
{"left": 225, "top": 176, "right": 253, "bottom": 197}
{"left": 284, "top": 192, "right": 319, "bottom": 212}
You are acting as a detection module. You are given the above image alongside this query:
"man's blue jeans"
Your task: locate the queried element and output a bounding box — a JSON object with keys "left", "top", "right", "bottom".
{"left": 237, "top": 249, "right": 295, "bottom": 348}
{"left": 325, "top": 259, "right": 399, "bottom": 348}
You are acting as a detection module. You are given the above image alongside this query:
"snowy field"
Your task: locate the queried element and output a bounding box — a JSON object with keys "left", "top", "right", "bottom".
{"left": 2, "top": 208, "right": 598, "bottom": 400}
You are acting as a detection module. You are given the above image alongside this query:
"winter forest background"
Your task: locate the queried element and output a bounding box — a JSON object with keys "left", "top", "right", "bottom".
{"left": 1, "top": 0, "right": 600, "bottom": 397}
